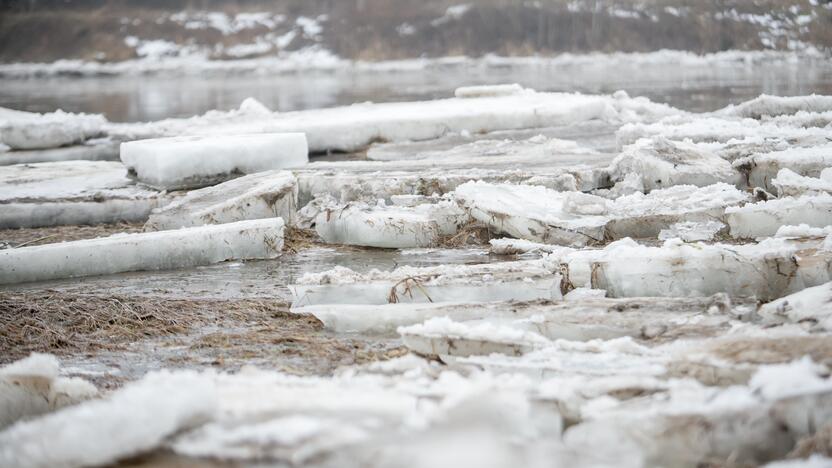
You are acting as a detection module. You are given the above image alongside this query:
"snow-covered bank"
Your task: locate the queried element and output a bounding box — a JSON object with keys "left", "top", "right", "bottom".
{"left": 0, "top": 219, "right": 285, "bottom": 285}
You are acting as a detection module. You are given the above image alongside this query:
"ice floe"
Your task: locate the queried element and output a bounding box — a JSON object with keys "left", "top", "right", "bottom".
{"left": 0, "top": 218, "right": 285, "bottom": 285}
{"left": 120, "top": 132, "right": 308, "bottom": 190}
{"left": 0, "top": 161, "right": 165, "bottom": 228}
{"left": 0, "top": 354, "right": 97, "bottom": 430}
{"left": 608, "top": 137, "right": 739, "bottom": 191}
{"left": 291, "top": 258, "right": 562, "bottom": 306}
{"left": 146, "top": 170, "right": 297, "bottom": 230}
{"left": 0, "top": 107, "right": 105, "bottom": 150}
{"left": 725, "top": 194, "right": 832, "bottom": 239}
{"left": 454, "top": 181, "right": 747, "bottom": 246}
{"left": 314, "top": 198, "right": 468, "bottom": 248}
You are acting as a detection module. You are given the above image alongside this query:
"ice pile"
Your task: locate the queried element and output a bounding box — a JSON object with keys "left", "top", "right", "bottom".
{"left": 120, "top": 133, "right": 308, "bottom": 190}
{"left": 146, "top": 170, "right": 298, "bottom": 230}
{"left": 608, "top": 136, "right": 738, "bottom": 190}
{"left": 454, "top": 181, "right": 748, "bottom": 246}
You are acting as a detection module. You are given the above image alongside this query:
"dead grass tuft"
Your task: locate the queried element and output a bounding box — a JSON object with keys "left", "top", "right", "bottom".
{"left": 283, "top": 226, "right": 322, "bottom": 253}
{"left": 0, "top": 291, "right": 294, "bottom": 361}
{"left": 437, "top": 221, "right": 492, "bottom": 248}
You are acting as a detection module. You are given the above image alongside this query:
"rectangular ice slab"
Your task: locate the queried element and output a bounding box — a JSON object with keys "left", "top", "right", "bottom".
{"left": 0, "top": 218, "right": 284, "bottom": 285}
{"left": 725, "top": 194, "right": 832, "bottom": 239}
{"left": 0, "top": 161, "right": 165, "bottom": 228}
{"left": 120, "top": 133, "right": 308, "bottom": 190}
{"left": 314, "top": 200, "right": 468, "bottom": 248}
{"left": 290, "top": 259, "right": 562, "bottom": 306}
{"left": 455, "top": 181, "right": 747, "bottom": 246}
{"left": 294, "top": 295, "right": 742, "bottom": 338}
{"left": 558, "top": 237, "right": 832, "bottom": 301}
{"left": 146, "top": 170, "right": 297, "bottom": 230}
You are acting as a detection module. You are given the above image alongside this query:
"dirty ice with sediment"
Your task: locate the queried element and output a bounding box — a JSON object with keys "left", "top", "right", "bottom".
{"left": 2, "top": 80, "right": 832, "bottom": 468}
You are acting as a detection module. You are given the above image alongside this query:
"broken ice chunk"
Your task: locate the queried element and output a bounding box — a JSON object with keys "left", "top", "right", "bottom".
{"left": 772, "top": 168, "right": 832, "bottom": 197}
{"left": 720, "top": 94, "right": 832, "bottom": 119}
{"left": 724, "top": 194, "right": 832, "bottom": 239}
{"left": 658, "top": 220, "right": 725, "bottom": 242}
{"left": 120, "top": 133, "right": 308, "bottom": 190}
{"left": 0, "top": 353, "right": 98, "bottom": 430}
{"left": 0, "top": 370, "right": 216, "bottom": 468}
{"left": 733, "top": 143, "right": 832, "bottom": 194}
{"left": 0, "top": 218, "right": 285, "bottom": 285}
{"left": 290, "top": 259, "right": 562, "bottom": 306}
{"left": 0, "top": 161, "right": 166, "bottom": 229}
{"left": 0, "top": 106, "right": 105, "bottom": 150}
{"left": 558, "top": 237, "right": 831, "bottom": 300}
{"left": 314, "top": 199, "right": 468, "bottom": 249}
{"left": 454, "top": 182, "right": 609, "bottom": 247}
{"left": 146, "top": 170, "right": 297, "bottom": 230}
{"left": 455, "top": 181, "right": 747, "bottom": 246}
{"left": 398, "top": 316, "right": 551, "bottom": 357}
{"left": 758, "top": 281, "right": 832, "bottom": 331}
{"left": 608, "top": 137, "right": 738, "bottom": 191}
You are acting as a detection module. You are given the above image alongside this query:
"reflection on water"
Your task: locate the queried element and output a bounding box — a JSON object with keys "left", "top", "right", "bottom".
{"left": 1, "top": 60, "right": 831, "bottom": 121}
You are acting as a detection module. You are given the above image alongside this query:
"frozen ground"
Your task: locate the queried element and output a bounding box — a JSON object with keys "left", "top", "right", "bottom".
{"left": 1, "top": 78, "right": 832, "bottom": 468}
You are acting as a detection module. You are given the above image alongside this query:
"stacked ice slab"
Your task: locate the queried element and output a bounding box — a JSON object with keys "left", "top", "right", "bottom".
{"left": 0, "top": 161, "right": 166, "bottom": 228}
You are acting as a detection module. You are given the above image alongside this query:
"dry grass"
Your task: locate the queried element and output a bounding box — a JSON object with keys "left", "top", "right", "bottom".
{"left": 282, "top": 226, "right": 322, "bottom": 253}
{"left": 0, "top": 291, "right": 408, "bottom": 378}
{"left": 437, "top": 221, "right": 492, "bottom": 248}
{"left": 0, "top": 291, "right": 295, "bottom": 360}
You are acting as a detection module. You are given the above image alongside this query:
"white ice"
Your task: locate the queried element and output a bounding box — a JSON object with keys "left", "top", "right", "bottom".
{"left": 455, "top": 181, "right": 747, "bottom": 246}
{"left": 0, "top": 161, "right": 165, "bottom": 228}
{"left": 0, "top": 218, "right": 285, "bottom": 285}
{"left": 120, "top": 132, "right": 308, "bottom": 190}
{"left": 146, "top": 170, "right": 297, "bottom": 230}
{"left": 608, "top": 137, "right": 738, "bottom": 191}
{"left": 724, "top": 194, "right": 832, "bottom": 239}
{"left": 0, "top": 370, "right": 216, "bottom": 468}
{"left": 314, "top": 198, "right": 468, "bottom": 248}
{"left": 0, "top": 354, "right": 97, "bottom": 430}
{"left": 291, "top": 258, "right": 562, "bottom": 306}
{"left": 0, "top": 107, "right": 105, "bottom": 150}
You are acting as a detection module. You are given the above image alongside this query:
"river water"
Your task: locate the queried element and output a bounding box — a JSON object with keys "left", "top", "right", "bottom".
{"left": 1, "top": 58, "right": 832, "bottom": 121}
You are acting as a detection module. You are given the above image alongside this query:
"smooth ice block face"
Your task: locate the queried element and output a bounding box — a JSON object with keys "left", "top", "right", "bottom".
{"left": 120, "top": 132, "right": 308, "bottom": 190}
{"left": 0, "top": 218, "right": 285, "bottom": 285}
